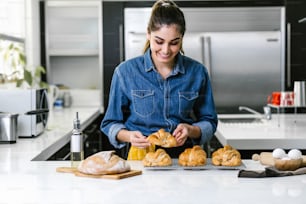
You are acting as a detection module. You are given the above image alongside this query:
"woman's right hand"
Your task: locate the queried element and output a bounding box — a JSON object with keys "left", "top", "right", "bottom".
{"left": 117, "top": 129, "right": 151, "bottom": 148}
{"left": 129, "top": 131, "right": 151, "bottom": 148}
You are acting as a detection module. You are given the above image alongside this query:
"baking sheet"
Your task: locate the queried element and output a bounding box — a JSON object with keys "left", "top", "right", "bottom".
{"left": 144, "top": 159, "right": 246, "bottom": 170}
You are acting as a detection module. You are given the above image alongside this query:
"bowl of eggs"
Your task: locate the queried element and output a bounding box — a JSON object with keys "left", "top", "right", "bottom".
{"left": 272, "top": 148, "right": 303, "bottom": 171}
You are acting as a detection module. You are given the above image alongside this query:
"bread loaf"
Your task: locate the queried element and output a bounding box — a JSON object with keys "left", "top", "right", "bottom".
{"left": 178, "top": 145, "right": 207, "bottom": 166}
{"left": 142, "top": 149, "right": 172, "bottom": 167}
{"left": 147, "top": 129, "right": 177, "bottom": 148}
{"left": 212, "top": 145, "right": 241, "bottom": 166}
{"left": 77, "top": 151, "right": 130, "bottom": 175}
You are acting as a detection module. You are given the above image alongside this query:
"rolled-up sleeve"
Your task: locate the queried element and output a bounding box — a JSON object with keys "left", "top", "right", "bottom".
{"left": 101, "top": 67, "right": 128, "bottom": 149}
{"left": 192, "top": 70, "right": 218, "bottom": 145}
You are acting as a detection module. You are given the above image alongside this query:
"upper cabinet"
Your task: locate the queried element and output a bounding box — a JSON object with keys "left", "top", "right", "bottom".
{"left": 44, "top": 1, "right": 103, "bottom": 92}
{"left": 46, "top": 1, "right": 101, "bottom": 56}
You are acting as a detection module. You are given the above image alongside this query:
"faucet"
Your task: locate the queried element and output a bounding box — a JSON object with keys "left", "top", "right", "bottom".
{"left": 238, "top": 106, "right": 262, "bottom": 116}
{"left": 238, "top": 106, "right": 271, "bottom": 120}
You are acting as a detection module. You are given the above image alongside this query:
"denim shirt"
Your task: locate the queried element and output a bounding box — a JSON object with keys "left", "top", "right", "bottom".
{"left": 101, "top": 50, "right": 218, "bottom": 149}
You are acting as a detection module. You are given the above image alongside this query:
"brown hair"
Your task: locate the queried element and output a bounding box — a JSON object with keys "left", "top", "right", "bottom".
{"left": 143, "top": 0, "right": 186, "bottom": 53}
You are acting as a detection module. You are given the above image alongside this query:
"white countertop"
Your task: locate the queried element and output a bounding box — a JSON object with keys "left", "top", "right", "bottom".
{"left": 1, "top": 109, "right": 306, "bottom": 204}
{"left": 1, "top": 160, "right": 306, "bottom": 204}
{"left": 216, "top": 113, "right": 306, "bottom": 149}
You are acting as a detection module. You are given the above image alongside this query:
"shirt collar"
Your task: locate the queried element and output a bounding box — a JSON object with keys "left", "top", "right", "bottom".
{"left": 144, "top": 49, "right": 185, "bottom": 75}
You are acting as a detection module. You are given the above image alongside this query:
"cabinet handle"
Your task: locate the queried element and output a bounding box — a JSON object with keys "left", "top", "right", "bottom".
{"left": 298, "top": 17, "right": 306, "bottom": 23}
{"left": 286, "top": 23, "right": 291, "bottom": 88}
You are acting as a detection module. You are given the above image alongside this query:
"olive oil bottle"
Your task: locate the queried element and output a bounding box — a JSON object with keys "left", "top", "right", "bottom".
{"left": 70, "top": 112, "right": 84, "bottom": 167}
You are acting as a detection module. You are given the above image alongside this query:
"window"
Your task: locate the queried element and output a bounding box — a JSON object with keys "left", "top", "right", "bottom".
{"left": 0, "top": 39, "right": 25, "bottom": 81}
{"left": 0, "top": 0, "right": 25, "bottom": 38}
{"left": 0, "top": 0, "right": 25, "bottom": 82}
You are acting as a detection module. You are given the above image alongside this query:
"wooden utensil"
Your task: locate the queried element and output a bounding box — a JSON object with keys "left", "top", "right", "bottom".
{"left": 56, "top": 167, "right": 142, "bottom": 179}
{"left": 252, "top": 152, "right": 306, "bottom": 167}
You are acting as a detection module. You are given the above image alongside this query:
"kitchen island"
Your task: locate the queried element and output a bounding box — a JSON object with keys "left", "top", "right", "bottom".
{"left": 1, "top": 110, "right": 306, "bottom": 204}
{"left": 216, "top": 113, "right": 306, "bottom": 150}
{"left": 1, "top": 160, "right": 306, "bottom": 203}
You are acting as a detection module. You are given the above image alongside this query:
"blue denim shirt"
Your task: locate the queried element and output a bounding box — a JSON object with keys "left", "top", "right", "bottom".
{"left": 101, "top": 50, "right": 218, "bottom": 149}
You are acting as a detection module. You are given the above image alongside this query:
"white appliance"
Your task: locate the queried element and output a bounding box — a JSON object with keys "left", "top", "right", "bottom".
{"left": 0, "top": 88, "right": 49, "bottom": 137}
{"left": 124, "top": 7, "right": 285, "bottom": 113}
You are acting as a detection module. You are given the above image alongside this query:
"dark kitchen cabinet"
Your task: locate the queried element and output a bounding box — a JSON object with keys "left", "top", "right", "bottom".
{"left": 102, "top": 2, "right": 124, "bottom": 110}
{"left": 285, "top": 0, "right": 306, "bottom": 90}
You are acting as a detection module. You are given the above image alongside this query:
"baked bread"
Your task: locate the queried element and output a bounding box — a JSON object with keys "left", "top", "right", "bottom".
{"left": 178, "top": 145, "right": 207, "bottom": 166}
{"left": 212, "top": 145, "right": 242, "bottom": 166}
{"left": 147, "top": 129, "right": 177, "bottom": 148}
{"left": 77, "top": 151, "right": 130, "bottom": 175}
{"left": 142, "top": 149, "right": 172, "bottom": 167}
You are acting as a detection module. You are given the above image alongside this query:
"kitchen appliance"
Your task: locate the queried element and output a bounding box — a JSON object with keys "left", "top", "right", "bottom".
{"left": 0, "top": 109, "right": 49, "bottom": 143}
{"left": 0, "top": 113, "right": 18, "bottom": 143}
{"left": 0, "top": 88, "right": 49, "bottom": 137}
{"left": 124, "top": 7, "right": 285, "bottom": 113}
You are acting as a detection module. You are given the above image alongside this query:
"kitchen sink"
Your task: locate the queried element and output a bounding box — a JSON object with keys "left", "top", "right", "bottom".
{"left": 218, "top": 113, "right": 267, "bottom": 125}
{"left": 219, "top": 118, "right": 264, "bottom": 124}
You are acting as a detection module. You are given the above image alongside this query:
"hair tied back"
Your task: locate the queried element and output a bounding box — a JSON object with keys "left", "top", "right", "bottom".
{"left": 161, "top": 2, "right": 171, "bottom": 7}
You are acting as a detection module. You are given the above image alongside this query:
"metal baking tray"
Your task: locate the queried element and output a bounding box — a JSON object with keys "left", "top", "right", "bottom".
{"left": 144, "top": 159, "right": 246, "bottom": 170}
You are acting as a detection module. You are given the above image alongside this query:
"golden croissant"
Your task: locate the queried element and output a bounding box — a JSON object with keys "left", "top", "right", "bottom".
{"left": 147, "top": 129, "right": 177, "bottom": 148}
{"left": 178, "top": 145, "right": 207, "bottom": 166}
{"left": 142, "top": 149, "right": 172, "bottom": 167}
{"left": 212, "top": 145, "right": 242, "bottom": 166}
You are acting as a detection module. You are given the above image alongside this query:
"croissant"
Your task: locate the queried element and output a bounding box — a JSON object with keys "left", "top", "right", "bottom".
{"left": 142, "top": 149, "right": 172, "bottom": 167}
{"left": 147, "top": 129, "right": 177, "bottom": 148}
{"left": 212, "top": 145, "right": 242, "bottom": 166}
{"left": 77, "top": 151, "right": 131, "bottom": 175}
{"left": 178, "top": 145, "right": 207, "bottom": 166}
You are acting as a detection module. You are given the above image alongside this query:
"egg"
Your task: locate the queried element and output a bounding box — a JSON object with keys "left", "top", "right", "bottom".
{"left": 288, "top": 149, "right": 302, "bottom": 160}
{"left": 272, "top": 148, "right": 286, "bottom": 159}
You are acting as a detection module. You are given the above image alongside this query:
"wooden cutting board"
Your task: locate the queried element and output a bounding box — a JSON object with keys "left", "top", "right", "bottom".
{"left": 56, "top": 167, "right": 142, "bottom": 179}
{"left": 252, "top": 152, "right": 306, "bottom": 167}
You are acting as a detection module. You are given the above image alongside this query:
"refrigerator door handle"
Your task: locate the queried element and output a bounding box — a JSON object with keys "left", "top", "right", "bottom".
{"left": 119, "top": 24, "right": 124, "bottom": 62}
{"left": 286, "top": 23, "right": 291, "bottom": 88}
{"left": 201, "top": 36, "right": 212, "bottom": 78}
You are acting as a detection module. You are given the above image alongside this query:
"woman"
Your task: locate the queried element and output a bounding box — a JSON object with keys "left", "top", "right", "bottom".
{"left": 101, "top": 0, "right": 218, "bottom": 157}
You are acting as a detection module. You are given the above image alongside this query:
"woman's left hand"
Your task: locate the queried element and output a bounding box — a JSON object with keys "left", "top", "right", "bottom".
{"left": 173, "top": 123, "right": 201, "bottom": 146}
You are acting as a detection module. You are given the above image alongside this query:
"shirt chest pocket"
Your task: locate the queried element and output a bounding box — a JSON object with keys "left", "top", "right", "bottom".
{"left": 179, "top": 91, "right": 198, "bottom": 118}
{"left": 132, "top": 90, "right": 155, "bottom": 117}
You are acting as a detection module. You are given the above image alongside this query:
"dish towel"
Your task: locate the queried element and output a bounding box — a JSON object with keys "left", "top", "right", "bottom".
{"left": 238, "top": 166, "right": 306, "bottom": 178}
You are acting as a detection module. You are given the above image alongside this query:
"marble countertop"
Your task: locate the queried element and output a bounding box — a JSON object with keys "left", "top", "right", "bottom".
{"left": 1, "top": 109, "right": 306, "bottom": 203}
{"left": 216, "top": 113, "right": 306, "bottom": 149}
{"left": 1, "top": 159, "right": 306, "bottom": 204}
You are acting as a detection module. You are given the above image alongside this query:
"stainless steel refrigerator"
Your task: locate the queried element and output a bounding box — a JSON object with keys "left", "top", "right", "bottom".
{"left": 124, "top": 7, "right": 285, "bottom": 114}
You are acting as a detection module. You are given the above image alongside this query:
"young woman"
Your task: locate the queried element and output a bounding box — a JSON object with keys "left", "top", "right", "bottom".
{"left": 101, "top": 0, "right": 218, "bottom": 157}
